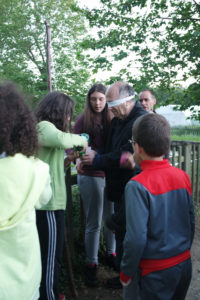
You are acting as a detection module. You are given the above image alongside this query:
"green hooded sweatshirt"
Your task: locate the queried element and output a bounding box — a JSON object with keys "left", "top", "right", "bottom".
{"left": 0, "top": 153, "right": 51, "bottom": 300}
{"left": 37, "top": 120, "right": 86, "bottom": 210}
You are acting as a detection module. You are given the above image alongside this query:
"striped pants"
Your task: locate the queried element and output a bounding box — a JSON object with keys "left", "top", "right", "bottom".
{"left": 36, "top": 210, "right": 65, "bottom": 300}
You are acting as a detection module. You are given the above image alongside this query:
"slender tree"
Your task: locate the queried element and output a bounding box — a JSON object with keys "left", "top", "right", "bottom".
{"left": 45, "top": 20, "right": 52, "bottom": 92}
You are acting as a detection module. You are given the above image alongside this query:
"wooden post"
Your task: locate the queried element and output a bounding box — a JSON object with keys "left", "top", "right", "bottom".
{"left": 65, "top": 168, "right": 79, "bottom": 298}
{"left": 65, "top": 167, "right": 75, "bottom": 255}
{"left": 79, "top": 196, "right": 85, "bottom": 242}
{"left": 64, "top": 227, "right": 78, "bottom": 299}
{"left": 183, "top": 142, "right": 192, "bottom": 177}
{"left": 44, "top": 20, "right": 52, "bottom": 92}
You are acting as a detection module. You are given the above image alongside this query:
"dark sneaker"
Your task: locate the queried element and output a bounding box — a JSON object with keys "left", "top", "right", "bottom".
{"left": 85, "top": 264, "right": 98, "bottom": 287}
{"left": 106, "top": 276, "right": 122, "bottom": 289}
{"left": 105, "top": 254, "right": 118, "bottom": 271}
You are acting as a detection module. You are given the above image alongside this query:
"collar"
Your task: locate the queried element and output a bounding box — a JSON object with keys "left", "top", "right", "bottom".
{"left": 126, "top": 101, "right": 147, "bottom": 121}
{"left": 140, "top": 159, "right": 170, "bottom": 171}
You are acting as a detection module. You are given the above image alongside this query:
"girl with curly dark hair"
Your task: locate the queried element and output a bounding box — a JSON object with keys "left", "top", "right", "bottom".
{"left": 35, "top": 91, "right": 87, "bottom": 300}
{"left": 0, "top": 82, "right": 38, "bottom": 156}
{"left": 0, "top": 82, "right": 52, "bottom": 300}
{"left": 73, "top": 83, "right": 116, "bottom": 287}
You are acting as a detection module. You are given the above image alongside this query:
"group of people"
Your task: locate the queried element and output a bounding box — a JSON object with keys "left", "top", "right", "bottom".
{"left": 0, "top": 80, "right": 195, "bottom": 300}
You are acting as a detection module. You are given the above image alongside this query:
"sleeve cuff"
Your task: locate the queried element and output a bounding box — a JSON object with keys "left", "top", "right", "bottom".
{"left": 92, "top": 153, "right": 100, "bottom": 169}
{"left": 120, "top": 271, "right": 132, "bottom": 283}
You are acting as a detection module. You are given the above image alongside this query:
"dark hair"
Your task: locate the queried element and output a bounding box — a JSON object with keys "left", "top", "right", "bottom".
{"left": 35, "top": 91, "right": 74, "bottom": 132}
{"left": 132, "top": 113, "right": 170, "bottom": 157}
{"left": 119, "top": 83, "right": 135, "bottom": 98}
{"left": 82, "top": 83, "right": 109, "bottom": 140}
{"left": 139, "top": 89, "right": 156, "bottom": 99}
{"left": 0, "top": 82, "right": 38, "bottom": 157}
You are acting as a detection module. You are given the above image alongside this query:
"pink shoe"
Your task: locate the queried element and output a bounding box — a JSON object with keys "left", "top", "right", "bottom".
{"left": 59, "top": 294, "right": 65, "bottom": 300}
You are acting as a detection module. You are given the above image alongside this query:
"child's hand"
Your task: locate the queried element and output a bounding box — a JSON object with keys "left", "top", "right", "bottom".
{"left": 64, "top": 151, "right": 77, "bottom": 168}
{"left": 120, "top": 152, "right": 135, "bottom": 169}
{"left": 73, "top": 146, "right": 86, "bottom": 158}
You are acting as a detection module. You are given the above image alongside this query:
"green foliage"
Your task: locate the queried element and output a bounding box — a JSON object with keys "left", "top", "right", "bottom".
{"left": 2, "top": 0, "right": 200, "bottom": 119}
{"left": 171, "top": 125, "right": 200, "bottom": 142}
{"left": 0, "top": 0, "right": 91, "bottom": 113}
{"left": 171, "top": 135, "right": 200, "bottom": 142}
{"left": 83, "top": 0, "right": 200, "bottom": 119}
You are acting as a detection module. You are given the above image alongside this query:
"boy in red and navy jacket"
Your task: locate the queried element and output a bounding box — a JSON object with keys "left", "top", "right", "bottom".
{"left": 120, "top": 113, "right": 195, "bottom": 300}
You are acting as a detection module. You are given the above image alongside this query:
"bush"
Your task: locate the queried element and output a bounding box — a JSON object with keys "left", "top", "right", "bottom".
{"left": 171, "top": 125, "right": 200, "bottom": 136}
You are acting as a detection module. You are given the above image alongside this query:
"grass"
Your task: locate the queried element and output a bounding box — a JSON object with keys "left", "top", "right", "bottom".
{"left": 171, "top": 135, "right": 200, "bottom": 142}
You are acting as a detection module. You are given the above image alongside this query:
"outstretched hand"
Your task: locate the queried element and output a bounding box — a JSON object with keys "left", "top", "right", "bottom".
{"left": 81, "top": 150, "right": 97, "bottom": 166}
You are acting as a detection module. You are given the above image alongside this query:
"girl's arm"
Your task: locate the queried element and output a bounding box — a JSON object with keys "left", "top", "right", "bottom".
{"left": 37, "top": 121, "right": 86, "bottom": 149}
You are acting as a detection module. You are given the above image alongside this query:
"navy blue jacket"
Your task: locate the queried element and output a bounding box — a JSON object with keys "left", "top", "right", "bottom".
{"left": 93, "top": 101, "right": 147, "bottom": 202}
{"left": 121, "top": 159, "right": 195, "bottom": 277}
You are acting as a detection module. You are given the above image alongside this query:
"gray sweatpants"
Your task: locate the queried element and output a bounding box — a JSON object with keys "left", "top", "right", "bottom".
{"left": 78, "top": 175, "right": 115, "bottom": 264}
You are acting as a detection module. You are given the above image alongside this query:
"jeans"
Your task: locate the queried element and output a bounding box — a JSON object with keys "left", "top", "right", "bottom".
{"left": 78, "top": 175, "right": 115, "bottom": 264}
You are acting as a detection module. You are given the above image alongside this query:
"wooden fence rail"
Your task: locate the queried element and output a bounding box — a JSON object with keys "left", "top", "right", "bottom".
{"left": 170, "top": 141, "right": 200, "bottom": 203}
{"left": 66, "top": 141, "right": 200, "bottom": 207}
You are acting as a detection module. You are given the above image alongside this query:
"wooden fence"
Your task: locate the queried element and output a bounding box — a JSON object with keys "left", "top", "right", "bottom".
{"left": 170, "top": 141, "right": 200, "bottom": 203}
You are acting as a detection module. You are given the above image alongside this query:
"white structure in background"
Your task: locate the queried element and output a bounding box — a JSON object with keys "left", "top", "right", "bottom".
{"left": 156, "top": 105, "right": 200, "bottom": 127}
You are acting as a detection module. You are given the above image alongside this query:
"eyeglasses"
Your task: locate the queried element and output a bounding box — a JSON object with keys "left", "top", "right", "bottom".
{"left": 128, "top": 139, "right": 136, "bottom": 145}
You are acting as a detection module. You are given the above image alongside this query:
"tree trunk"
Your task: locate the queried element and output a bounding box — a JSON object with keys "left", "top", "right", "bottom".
{"left": 44, "top": 20, "right": 52, "bottom": 92}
